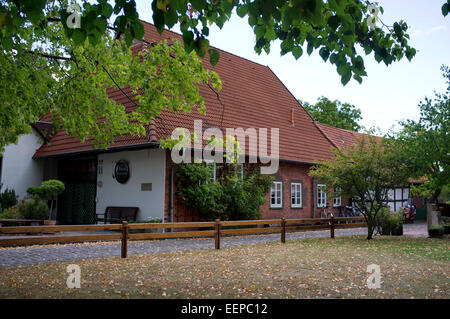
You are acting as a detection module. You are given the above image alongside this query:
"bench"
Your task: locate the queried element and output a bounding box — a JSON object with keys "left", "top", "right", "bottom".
{"left": 95, "top": 206, "right": 139, "bottom": 224}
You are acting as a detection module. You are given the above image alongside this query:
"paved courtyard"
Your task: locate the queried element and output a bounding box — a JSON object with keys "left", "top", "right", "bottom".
{"left": 0, "top": 221, "right": 428, "bottom": 267}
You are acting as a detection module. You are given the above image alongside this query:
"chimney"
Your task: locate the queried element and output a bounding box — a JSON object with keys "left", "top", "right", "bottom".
{"left": 290, "top": 107, "right": 295, "bottom": 126}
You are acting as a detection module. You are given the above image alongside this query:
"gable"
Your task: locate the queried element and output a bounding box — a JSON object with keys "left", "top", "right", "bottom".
{"left": 34, "top": 20, "right": 335, "bottom": 164}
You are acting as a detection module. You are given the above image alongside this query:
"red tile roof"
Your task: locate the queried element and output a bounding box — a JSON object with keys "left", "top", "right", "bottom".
{"left": 314, "top": 122, "right": 376, "bottom": 149}
{"left": 34, "top": 20, "right": 335, "bottom": 164}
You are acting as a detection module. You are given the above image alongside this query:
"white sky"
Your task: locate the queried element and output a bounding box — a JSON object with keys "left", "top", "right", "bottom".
{"left": 135, "top": 0, "right": 450, "bottom": 133}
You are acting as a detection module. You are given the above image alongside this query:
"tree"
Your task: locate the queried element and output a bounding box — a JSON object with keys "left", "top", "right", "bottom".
{"left": 395, "top": 65, "right": 450, "bottom": 203}
{"left": 0, "top": 0, "right": 221, "bottom": 152}
{"left": 0, "top": 0, "right": 436, "bottom": 152}
{"left": 300, "top": 96, "right": 363, "bottom": 131}
{"left": 0, "top": 0, "right": 419, "bottom": 86}
{"left": 309, "top": 136, "right": 412, "bottom": 239}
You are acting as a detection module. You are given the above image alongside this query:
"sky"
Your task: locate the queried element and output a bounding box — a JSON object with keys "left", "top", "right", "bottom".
{"left": 134, "top": 0, "right": 450, "bottom": 133}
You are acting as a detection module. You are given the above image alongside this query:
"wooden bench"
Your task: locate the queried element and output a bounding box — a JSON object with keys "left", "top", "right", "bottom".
{"left": 95, "top": 206, "right": 139, "bottom": 224}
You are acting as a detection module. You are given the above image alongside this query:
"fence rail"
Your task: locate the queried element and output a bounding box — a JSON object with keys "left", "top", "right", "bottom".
{"left": 0, "top": 216, "right": 367, "bottom": 258}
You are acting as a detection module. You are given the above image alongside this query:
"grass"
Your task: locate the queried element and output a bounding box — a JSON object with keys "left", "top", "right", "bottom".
{"left": 0, "top": 235, "right": 448, "bottom": 299}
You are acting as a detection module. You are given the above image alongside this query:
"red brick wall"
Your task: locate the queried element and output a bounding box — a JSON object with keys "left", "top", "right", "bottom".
{"left": 260, "top": 161, "right": 348, "bottom": 219}
{"left": 164, "top": 150, "right": 348, "bottom": 222}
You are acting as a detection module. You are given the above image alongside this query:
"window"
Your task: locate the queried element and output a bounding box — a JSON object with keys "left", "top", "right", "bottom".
{"left": 270, "top": 181, "right": 282, "bottom": 208}
{"left": 202, "top": 161, "right": 217, "bottom": 184}
{"left": 234, "top": 163, "right": 244, "bottom": 179}
{"left": 317, "top": 184, "right": 327, "bottom": 208}
{"left": 333, "top": 187, "right": 341, "bottom": 207}
{"left": 291, "top": 182, "right": 302, "bottom": 208}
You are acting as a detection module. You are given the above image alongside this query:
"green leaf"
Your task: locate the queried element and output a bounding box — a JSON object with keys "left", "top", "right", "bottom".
{"left": 208, "top": 48, "right": 220, "bottom": 66}
{"left": 2, "top": 37, "right": 13, "bottom": 51}
{"left": 341, "top": 71, "right": 352, "bottom": 86}
{"left": 292, "top": 46, "right": 303, "bottom": 60}
{"left": 151, "top": 1, "right": 165, "bottom": 34}
{"left": 101, "top": 3, "right": 113, "bottom": 17}
{"left": 236, "top": 5, "right": 248, "bottom": 18}
{"left": 327, "top": 15, "right": 340, "bottom": 30}
{"left": 72, "top": 29, "right": 86, "bottom": 45}
{"left": 307, "top": 42, "right": 314, "bottom": 55}
{"left": 132, "top": 22, "right": 144, "bottom": 40}
{"left": 442, "top": 3, "right": 448, "bottom": 16}
{"left": 319, "top": 47, "right": 330, "bottom": 62}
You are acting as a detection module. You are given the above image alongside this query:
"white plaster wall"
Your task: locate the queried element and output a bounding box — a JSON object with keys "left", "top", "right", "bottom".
{"left": 0, "top": 129, "right": 44, "bottom": 199}
{"left": 96, "top": 148, "right": 166, "bottom": 221}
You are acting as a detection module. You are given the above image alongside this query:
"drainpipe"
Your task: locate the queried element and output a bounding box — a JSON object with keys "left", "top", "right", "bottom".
{"left": 170, "top": 166, "right": 174, "bottom": 230}
{"left": 312, "top": 177, "right": 316, "bottom": 218}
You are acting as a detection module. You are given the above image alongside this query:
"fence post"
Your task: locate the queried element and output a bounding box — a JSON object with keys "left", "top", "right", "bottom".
{"left": 214, "top": 219, "right": 221, "bottom": 250}
{"left": 281, "top": 218, "right": 286, "bottom": 243}
{"left": 121, "top": 221, "right": 128, "bottom": 258}
{"left": 330, "top": 214, "right": 335, "bottom": 239}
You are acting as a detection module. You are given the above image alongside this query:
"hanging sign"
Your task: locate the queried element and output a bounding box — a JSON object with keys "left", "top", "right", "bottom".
{"left": 114, "top": 160, "right": 130, "bottom": 184}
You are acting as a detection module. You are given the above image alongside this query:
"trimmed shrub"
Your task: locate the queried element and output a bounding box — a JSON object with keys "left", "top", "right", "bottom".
{"left": 16, "top": 196, "right": 49, "bottom": 220}
{"left": 428, "top": 225, "right": 445, "bottom": 237}
{"left": 27, "top": 179, "right": 65, "bottom": 199}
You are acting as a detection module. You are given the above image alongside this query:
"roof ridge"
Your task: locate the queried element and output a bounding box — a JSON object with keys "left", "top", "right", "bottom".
{"left": 138, "top": 19, "right": 269, "bottom": 70}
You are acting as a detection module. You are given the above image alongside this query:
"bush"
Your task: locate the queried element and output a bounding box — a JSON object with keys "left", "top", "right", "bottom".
{"left": 0, "top": 206, "right": 24, "bottom": 226}
{"left": 444, "top": 224, "right": 450, "bottom": 235}
{"left": 376, "top": 207, "right": 403, "bottom": 236}
{"left": 176, "top": 163, "right": 273, "bottom": 221}
{"left": 16, "top": 196, "right": 49, "bottom": 220}
{"left": 0, "top": 186, "right": 18, "bottom": 212}
{"left": 428, "top": 225, "right": 445, "bottom": 237}
{"left": 0, "top": 205, "right": 21, "bottom": 219}
{"left": 27, "top": 179, "right": 65, "bottom": 199}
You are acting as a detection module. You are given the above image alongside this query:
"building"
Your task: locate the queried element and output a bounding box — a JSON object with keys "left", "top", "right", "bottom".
{"left": 0, "top": 20, "right": 416, "bottom": 224}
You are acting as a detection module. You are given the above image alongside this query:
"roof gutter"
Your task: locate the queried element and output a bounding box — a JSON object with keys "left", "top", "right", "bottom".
{"left": 33, "top": 142, "right": 160, "bottom": 159}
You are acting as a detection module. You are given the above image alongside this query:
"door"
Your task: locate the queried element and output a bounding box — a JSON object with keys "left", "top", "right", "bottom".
{"left": 57, "top": 156, "right": 97, "bottom": 224}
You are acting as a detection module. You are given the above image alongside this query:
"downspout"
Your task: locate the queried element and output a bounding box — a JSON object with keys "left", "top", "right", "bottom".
{"left": 312, "top": 177, "right": 316, "bottom": 218}
{"left": 170, "top": 166, "right": 174, "bottom": 231}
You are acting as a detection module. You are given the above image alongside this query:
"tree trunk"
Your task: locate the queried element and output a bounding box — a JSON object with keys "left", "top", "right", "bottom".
{"left": 366, "top": 218, "right": 375, "bottom": 240}
{"left": 429, "top": 189, "right": 441, "bottom": 204}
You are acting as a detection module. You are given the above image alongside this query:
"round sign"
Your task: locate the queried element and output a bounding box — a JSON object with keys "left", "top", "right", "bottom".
{"left": 114, "top": 160, "right": 130, "bottom": 184}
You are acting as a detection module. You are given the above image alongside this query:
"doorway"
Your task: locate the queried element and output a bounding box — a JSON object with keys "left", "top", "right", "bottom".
{"left": 57, "top": 156, "right": 97, "bottom": 224}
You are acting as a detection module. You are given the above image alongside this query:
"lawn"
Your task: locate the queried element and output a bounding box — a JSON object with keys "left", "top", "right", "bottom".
{"left": 0, "top": 235, "right": 448, "bottom": 299}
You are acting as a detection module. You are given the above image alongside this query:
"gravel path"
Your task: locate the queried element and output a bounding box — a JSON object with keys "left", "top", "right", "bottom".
{"left": 0, "top": 221, "right": 427, "bottom": 267}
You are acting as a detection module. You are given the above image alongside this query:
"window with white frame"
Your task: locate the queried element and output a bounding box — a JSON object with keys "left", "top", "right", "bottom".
{"left": 291, "top": 182, "right": 302, "bottom": 208}
{"left": 203, "top": 161, "right": 216, "bottom": 184}
{"left": 333, "top": 187, "right": 342, "bottom": 207}
{"left": 317, "top": 184, "right": 327, "bottom": 208}
{"left": 270, "top": 181, "right": 282, "bottom": 208}
{"left": 234, "top": 163, "right": 244, "bottom": 179}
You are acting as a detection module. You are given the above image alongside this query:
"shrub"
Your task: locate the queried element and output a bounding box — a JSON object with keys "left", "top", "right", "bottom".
{"left": 0, "top": 206, "right": 24, "bottom": 226}
{"left": 428, "top": 225, "right": 445, "bottom": 237}
{"left": 0, "top": 205, "right": 21, "bottom": 219}
{"left": 444, "top": 224, "right": 450, "bottom": 235}
{"left": 376, "top": 207, "right": 403, "bottom": 236}
{"left": 27, "top": 179, "right": 65, "bottom": 199}
{"left": 176, "top": 163, "right": 273, "bottom": 221}
{"left": 0, "top": 186, "right": 18, "bottom": 212}
{"left": 16, "top": 196, "right": 49, "bottom": 220}
{"left": 391, "top": 210, "right": 404, "bottom": 236}
{"left": 375, "top": 207, "right": 392, "bottom": 235}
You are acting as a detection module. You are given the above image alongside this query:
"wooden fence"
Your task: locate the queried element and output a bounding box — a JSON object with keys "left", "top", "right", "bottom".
{"left": 0, "top": 216, "right": 366, "bottom": 258}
